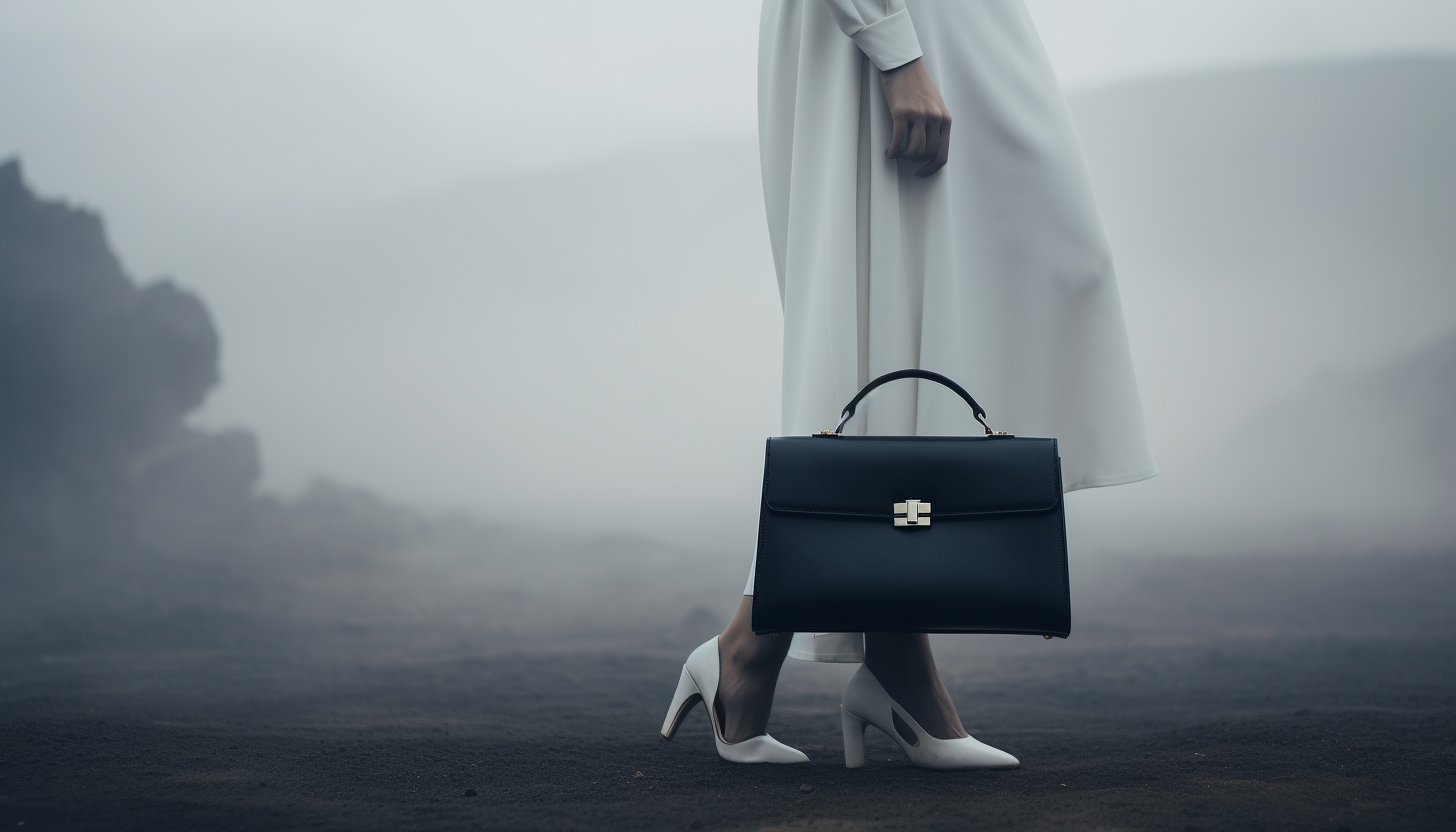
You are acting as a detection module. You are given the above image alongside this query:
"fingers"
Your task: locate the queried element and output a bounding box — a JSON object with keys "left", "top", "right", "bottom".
{"left": 916, "top": 117, "right": 951, "bottom": 178}
{"left": 919, "top": 119, "right": 941, "bottom": 162}
{"left": 888, "top": 111, "right": 949, "bottom": 165}
{"left": 886, "top": 115, "right": 908, "bottom": 159}
{"left": 904, "top": 119, "right": 928, "bottom": 159}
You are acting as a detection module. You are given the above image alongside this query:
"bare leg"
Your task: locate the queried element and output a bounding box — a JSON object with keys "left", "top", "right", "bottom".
{"left": 718, "top": 599, "right": 966, "bottom": 742}
{"left": 864, "top": 633, "right": 968, "bottom": 739}
{"left": 715, "top": 596, "right": 792, "bottom": 743}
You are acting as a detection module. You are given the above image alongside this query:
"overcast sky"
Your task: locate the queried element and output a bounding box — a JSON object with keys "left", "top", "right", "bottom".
{"left": 4, "top": 0, "right": 1456, "bottom": 196}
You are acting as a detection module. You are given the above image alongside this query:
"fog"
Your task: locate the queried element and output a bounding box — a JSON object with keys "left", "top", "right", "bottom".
{"left": 1, "top": 3, "right": 1453, "bottom": 583}
{"left": 1070, "top": 57, "right": 1456, "bottom": 553}
{"left": 4, "top": 8, "right": 1456, "bottom": 828}
{"left": 19, "top": 61, "right": 1456, "bottom": 555}
{"left": 3, "top": 56, "right": 1453, "bottom": 652}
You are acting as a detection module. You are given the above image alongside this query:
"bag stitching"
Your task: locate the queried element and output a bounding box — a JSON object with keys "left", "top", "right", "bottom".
{"left": 762, "top": 503, "right": 1058, "bottom": 517}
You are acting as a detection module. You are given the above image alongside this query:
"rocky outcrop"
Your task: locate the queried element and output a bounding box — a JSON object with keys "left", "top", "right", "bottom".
{"left": 0, "top": 159, "right": 259, "bottom": 567}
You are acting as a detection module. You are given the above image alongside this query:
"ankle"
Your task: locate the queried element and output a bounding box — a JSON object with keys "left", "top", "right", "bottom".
{"left": 719, "top": 631, "right": 789, "bottom": 675}
{"left": 865, "top": 654, "right": 934, "bottom": 687}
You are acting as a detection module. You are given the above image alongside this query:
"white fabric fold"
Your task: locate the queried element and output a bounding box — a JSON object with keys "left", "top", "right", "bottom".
{"left": 750, "top": 0, "right": 1157, "bottom": 664}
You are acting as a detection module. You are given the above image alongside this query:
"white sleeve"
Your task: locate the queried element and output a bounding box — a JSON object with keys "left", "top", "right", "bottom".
{"left": 818, "top": 0, "right": 923, "bottom": 71}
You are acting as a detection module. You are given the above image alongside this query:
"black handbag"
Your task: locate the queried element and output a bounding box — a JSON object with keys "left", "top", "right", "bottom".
{"left": 751, "top": 369, "right": 1070, "bottom": 638}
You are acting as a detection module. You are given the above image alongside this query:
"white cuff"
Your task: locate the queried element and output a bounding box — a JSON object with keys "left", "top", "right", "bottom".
{"left": 851, "top": 8, "right": 923, "bottom": 71}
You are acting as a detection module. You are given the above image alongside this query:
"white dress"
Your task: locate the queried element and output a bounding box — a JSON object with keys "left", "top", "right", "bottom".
{"left": 749, "top": 0, "right": 1158, "bottom": 662}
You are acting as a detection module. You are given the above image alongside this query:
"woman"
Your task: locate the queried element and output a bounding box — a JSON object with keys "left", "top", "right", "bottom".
{"left": 662, "top": 0, "right": 1156, "bottom": 768}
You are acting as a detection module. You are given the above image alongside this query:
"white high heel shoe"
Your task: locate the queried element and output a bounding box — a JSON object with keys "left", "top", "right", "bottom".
{"left": 841, "top": 664, "right": 1019, "bottom": 770}
{"left": 660, "top": 637, "right": 809, "bottom": 764}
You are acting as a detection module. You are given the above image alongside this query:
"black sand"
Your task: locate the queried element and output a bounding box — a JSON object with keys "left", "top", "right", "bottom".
{"left": 3, "top": 551, "right": 1454, "bottom": 831}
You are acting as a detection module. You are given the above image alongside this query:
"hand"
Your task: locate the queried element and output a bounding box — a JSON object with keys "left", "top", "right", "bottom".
{"left": 879, "top": 59, "right": 951, "bottom": 178}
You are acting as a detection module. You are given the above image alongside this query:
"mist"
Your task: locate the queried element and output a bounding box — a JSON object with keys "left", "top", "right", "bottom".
{"left": 19, "top": 57, "right": 1450, "bottom": 554}
{"left": 4, "top": 5, "right": 1454, "bottom": 552}
{"left": 3, "top": 6, "right": 1455, "bottom": 829}
{"left": 6, "top": 52, "right": 1453, "bottom": 637}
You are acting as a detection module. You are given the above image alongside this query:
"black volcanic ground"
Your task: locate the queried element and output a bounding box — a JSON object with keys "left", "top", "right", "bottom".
{"left": 2, "top": 549, "right": 1453, "bottom": 832}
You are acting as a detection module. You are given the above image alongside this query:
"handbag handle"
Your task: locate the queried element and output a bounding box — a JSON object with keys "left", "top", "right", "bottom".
{"left": 830, "top": 369, "right": 1003, "bottom": 436}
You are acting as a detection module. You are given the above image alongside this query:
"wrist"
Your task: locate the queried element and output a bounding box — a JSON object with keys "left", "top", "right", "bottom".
{"left": 880, "top": 58, "right": 922, "bottom": 80}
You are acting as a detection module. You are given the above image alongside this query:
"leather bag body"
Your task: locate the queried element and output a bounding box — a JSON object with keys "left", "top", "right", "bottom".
{"left": 750, "top": 372, "right": 1071, "bottom": 638}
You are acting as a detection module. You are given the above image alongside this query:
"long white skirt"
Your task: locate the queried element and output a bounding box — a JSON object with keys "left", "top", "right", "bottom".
{"left": 750, "top": 0, "right": 1158, "bottom": 663}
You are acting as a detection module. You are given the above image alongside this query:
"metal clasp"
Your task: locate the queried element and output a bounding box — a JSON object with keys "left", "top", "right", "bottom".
{"left": 893, "top": 499, "right": 931, "bottom": 528}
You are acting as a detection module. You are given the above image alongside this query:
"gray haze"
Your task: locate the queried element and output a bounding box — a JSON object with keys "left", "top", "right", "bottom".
{"left": 3, "top": 16, "right": 1454, "bottom": 828}
{"left": 3, "top": 6, "right": 1455, "bottom": 554}
{"left": 36, "top": 56, "right": 1448, "bottom": 554}
{"left": 1069, "top": 57, "right": 1456, "bottom": 553}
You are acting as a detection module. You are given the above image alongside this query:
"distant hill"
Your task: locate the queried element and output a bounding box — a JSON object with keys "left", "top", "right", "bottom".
{"left": 1062, "top": 57, "right": 1456, "bottom": 553}
{"left": 1088, "top": 326, "right": 1456, "bottom": 554}
{"left": 1070, "top": 56, "right": 1456, "bottom": 471}
{"left": 1215, "top": 326, "right": 1456, "bottom": 511}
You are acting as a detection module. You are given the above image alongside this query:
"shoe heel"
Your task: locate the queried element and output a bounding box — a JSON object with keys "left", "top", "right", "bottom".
{"left": 842, "top": 707, "right": 867, "bottom": 768}
{"left": 660, "top": 666, "right": 702, "bottom": 740}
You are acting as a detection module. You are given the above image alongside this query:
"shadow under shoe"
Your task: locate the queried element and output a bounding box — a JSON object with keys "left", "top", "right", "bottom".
{"left": 841, "top": 664, "right": 1019, "bottom": 770}
{"left": 661, "top": 637, "right": 809, "bottom": 764}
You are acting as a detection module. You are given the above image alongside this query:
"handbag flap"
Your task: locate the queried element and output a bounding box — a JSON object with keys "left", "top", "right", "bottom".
{"left": 763, "top": 436, "right": 1061, "bottom": 517}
